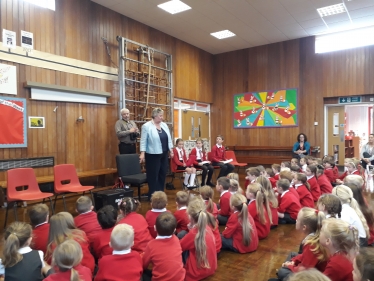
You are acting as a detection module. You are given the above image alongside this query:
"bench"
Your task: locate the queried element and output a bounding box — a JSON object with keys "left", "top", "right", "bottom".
{"left": 230, "top": 146, "right": 293, "bottom": 166}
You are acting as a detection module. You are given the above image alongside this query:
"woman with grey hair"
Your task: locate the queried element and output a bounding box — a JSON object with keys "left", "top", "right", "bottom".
{"left": 140, "top": 108, "right": 173, "bottom": 200}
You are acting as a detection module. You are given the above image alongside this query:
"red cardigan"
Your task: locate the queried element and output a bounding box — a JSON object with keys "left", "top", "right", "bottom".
{"left": 247, "top": 200, "right": 271, "bottom": 239}
{"left": 174, "top": 208, "right": 189, "bottom": 233}
{"left": 278, "top": 191, "right": 301, "bottom": 220}
{"left": 323, "top": 253, "right": 353, "bottom": 281}
{"left": 324, "top": 168, "right": 337, "bottom": 184}
{"left": 91, "top": 227, "right": 114, "bottom": 260}
{"left": 171, "top": 147, "right": 193, "bottom": 171}
{"left": 211, "top": 145, "right": 227, "bottom": 162}
{"left": 294, "top": 184, "right": 314, "bottom": 208}
{"left": 180, "top": 227, "right": 217, "bottom": 281}
{"left": 318, "top": 174, "right": 333, "bottom": 194}
{"left": 288, "top": 243, "right": 327, "bottom": 272}
{"left": 44, "top": 265, "right": 92, "bottom": 281}
{"left": 189, "top": 147, "right": 208, "bottom": 165}
{"left": 74, "top": 211, "right": 101, "bottom": 242}
{"left": 94, "top": 252, "right": 143, "bottom": 281}
{"left": 218, "top": 191, "right": 232, "bottom": 217}
{"left": 222, "top": 212, "right": 259, "bottom": 253}
{"left": 118, "top": 212, "right": 153, "bottom": 253}
{"left": 307, "top": 176, "right": 321, "bottom": 201}
{"left": 145, "top": 210, "right": 170, "bottom": 238}
{"left": 31, "top": 223, "right": 49, "bottom": 254}
{"left": 143, "top": 235, "right": 185, "bottom": 281}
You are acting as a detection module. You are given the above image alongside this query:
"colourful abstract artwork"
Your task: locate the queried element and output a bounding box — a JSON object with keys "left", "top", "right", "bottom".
{"left": 233, "top": 88, "right": 298, "bottom": 128}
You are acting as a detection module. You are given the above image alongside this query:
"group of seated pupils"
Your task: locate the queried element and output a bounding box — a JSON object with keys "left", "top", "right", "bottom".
{"left": 2, "top": 135, "right": 374, "bottom": 281}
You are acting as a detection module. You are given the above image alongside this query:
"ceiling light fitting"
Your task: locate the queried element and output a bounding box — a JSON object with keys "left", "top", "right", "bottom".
{"left": 317, "top": 3, "right": 346, "bottom": 17}
{"left": 157, "top": 0, "right": 191, "bottom": 15}
{"left": 210, "top": 30, "right": 236, "bottom": 39}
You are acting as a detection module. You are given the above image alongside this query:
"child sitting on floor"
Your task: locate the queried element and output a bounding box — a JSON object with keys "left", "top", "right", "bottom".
{"left": 200, "top": 185, "right": 218, "bottom": 218}
{"left": 28, "top": 203, "right": 50, "bottom": 255}
{"left": 174, "top": 191, "right": 189, "bottom": 238}
{"left": 146, "top": 191, "right": 169, "bottom": 238}
{"left": 277, "top": 179, "right": 301, "bottom": 224}
{"left": 216, "top": 177, "right": 232, "bottom": 225}
{"left": 74, "top": 196, "right": 101, "bottom": 243}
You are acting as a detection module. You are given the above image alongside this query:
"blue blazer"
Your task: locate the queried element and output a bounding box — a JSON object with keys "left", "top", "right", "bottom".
{"left": 140, "top": 121, "right": 173, "bottom": 154}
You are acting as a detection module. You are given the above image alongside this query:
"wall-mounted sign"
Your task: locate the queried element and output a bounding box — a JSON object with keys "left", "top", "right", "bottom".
{"left": 21, "top": 30, "right": 33, "bottom": 52}
{"left": 2, "top": 29, "right": 16, "bottom": 49}
{"left": 0, "top": 63, "right": 17, "bottom": 95}
{"left": 339, "top": 96, "right": 361, "bottom": 104}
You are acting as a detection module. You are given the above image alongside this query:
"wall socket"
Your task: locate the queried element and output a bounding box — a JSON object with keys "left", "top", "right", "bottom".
{"left": 370, "top": 98, "right": 374, "bottom": 101}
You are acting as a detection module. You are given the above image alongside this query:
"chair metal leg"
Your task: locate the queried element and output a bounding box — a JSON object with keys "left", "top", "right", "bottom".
{"left": 13, "top": 203, "right": 18, "bottom": 222}
{"left": 53, "top": 194, "right": 59, "bottom": 213}
{"left": 48, "top": 197, "right": 54, "bottom": 215}
{"left": 138, "top": 185, "right": 141, "bottom": 201}
{"left": 42, "top": 198, "right": 45, "bottom": 204}
{"left": 89, "top": 190, "right": 95, "bottom": 210}
{"left": 62, "top": 194, "right": 67, "bottom": 211}
{"left": 4, "top": 204, "right": 9, "bottom": 229}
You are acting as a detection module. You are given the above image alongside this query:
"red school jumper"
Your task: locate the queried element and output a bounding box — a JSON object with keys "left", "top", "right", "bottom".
{"left": 278, "top": 190, "right": 301, "bottom": 220}
{"left": 211, "top": 144, "right": 227, "bottom": 162}
{"left": 145, "top": 209, "right": 169, "bottom": 238}
{"left": 190, "top": 147, "right": 208, "bottom": 165}
{"left": 218, "top": 190, "right": 232, "bottom": 217}
{"left": 118, "top": 212, "right": 153, "bottom": 253}
{"left": 143, "top": 235, "right": 186, "bottom": 281}
{"left": 294, "top": 184, "right": 314, "bottom": 208}
{"left": 270, "top": 202, "right": 279, "bottom": 227}
{"left": 323, "top": 252, "right": 353, "bottom": 281}
{"left": 74, "top": 211, "right": 101, "bottom": 242}
{"left": 318, "top": 174, "right": 333, "bottom": 194}
{"left": 324, "top": 168, "right": 337, "bottom": 184}
{"left": 31, "top": 222, "right": 49, "bottom": 254}
{"left": 44, "top": 265, "right": 92, "bottom": 281}
{"left": 288, "top": 243, "right": 327, "bottom": 272}
{"left": 222, "top": 212, "right": 259, "bottom": 253}
{"left": 172, "top": 147, "right": 191, "bottom": 170}
{"left": 205, "top": 200, "right": 219, "bottom": 219}
{"left": 91, "top": 227, "right": 114, "bottom": 260}
{"left": 174, "top": 207, "right": 189, "bottom": 233}
{"left": 247, "top": 200, "right": 270, "bottom": 239}
{"left": 94, "top": 251, "right": 143, "bottom": 281}
{"left": 180, "top": 227, "right": 217, "bottom": 281}
{"left": 307, "top": 176, "right": 321, "bottom": 201}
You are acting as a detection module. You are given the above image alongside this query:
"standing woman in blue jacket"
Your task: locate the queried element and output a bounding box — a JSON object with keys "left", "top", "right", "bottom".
{"left": 292, "top": 133, "right": 310, "bottom": 159}
{"left": 140, "top": 108, "right": 174, "bottom": 199}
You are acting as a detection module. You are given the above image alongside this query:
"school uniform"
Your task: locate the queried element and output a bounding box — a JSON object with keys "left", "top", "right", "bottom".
{"left": 270, "top": 202, "right": 279, "bottom": 228}
{"left": 145, "top": 208, "right": 169, "bottom": 238}
{"left": 338, "top": 171, "right": 348, "bottom": 181}
{"left": 278, "top": 190, "right": 301, "bottom": 224}
{"left": 217, "top": 190, "right": 232, "bottom": 225}
{"left": 91, "top": 227, "right": 114, "bottom": 260}
{"left": 307, "top": 175, "right": 321, "bottom": 201}
{"left": 118, "top": 212, "right": 153, "bottom": 253}
{"left": 190, "top": 147, "right": 214, "bottom": 185}
{"left": 333, "top": 166, "right": 339, "bottom": 181}
{"left": 74, "top": 211, "right": 101, "bottom": 242}
{"left": 174, "top": 207, "right": 189, "bottom": 234}
{"left": 323, "top": 252, "right": 353, "bottom": 281}
{"left": 221, "top": 211, "right": 259, "bottom": 253}
{"left": 143, "top": 235, "right": 185, "bottom": 281}
{"left": 294, "top": 183, "right": 314, "bottom": 208}
{"left": 269, "top": 177, "right": 277, "bottom": 188}
{"left": 172, "top": 147, "right": 190, "bottom": 171}
{"left": 180, "top": 226, "right": 217, "bottom": 281}
{"left": 318, "top": 174, "right": 333, "bottom": 194}
{"left": 341, "top": 203, "right": 367, "bottom": 241}
{"left": 324, "top": 168, "right": 336, "bottom": 184}
{"left": 94, "top": 250, "right": 143, "bottom": 281}
{"left": 211, "top": 144, "right": 234, "bottom": 178}
{"left": 44, "top": 265, "right": 92, "bottom": 281}
{"left": 247, "top": 200, "right": 271, "bottom": 239}
{"left": 211, "top": 220, "right": 222, "bottom": 253}
{"left": 31, "top": 222, "right": 49, "bottom": 254}
{"left": 204, "top": 200, "right": 218, "bottom": 218}
{"left": 272, "top": 173, "right": 280, "bottom": 181}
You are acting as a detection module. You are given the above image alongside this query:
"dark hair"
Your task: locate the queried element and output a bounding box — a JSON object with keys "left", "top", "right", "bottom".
{"left": 297, "top": 133, "right": 307, "bottom": 142}
{"left": 290, "top": 165, "right": 301, "bottom": 172}
{"left": 308, "top": 165, "right": 318, "bottom": 177}
{"left": 217, "top": 177, "right": 230, "bottom": 190}
{"left": 246, "top": 167, "right": 261, "bottom": 177}
{"left": 155, "top": 212, "right": 177, "bottom": 236}
{"left": 97, "top": 205, "right": 118, "bottom": 229}
{"left": 175, "top": 138, "right": 183, "bottom": 145}
{"left": 119, "top": 197, "right": 140, "bottom": 216}
{"left": 277, "top": 179, "right": 290, "bottom": 191}
{"left": 28, "top": 204, "right": 49, "bottom": 226}
{"left": 323, "top": 158, "right": 335, "bottom": 168}
{"left": 356, "top": 248, "right": 374, "bottom": 281}
{"left": 346, "top": 183, "right": 374, "bottom": 227}
{"left": 216, "top": 135, "right": 224, "bottom": 140}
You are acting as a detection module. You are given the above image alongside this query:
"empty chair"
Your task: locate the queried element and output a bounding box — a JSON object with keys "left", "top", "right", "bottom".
{"left": 53, "top": 164, "right": 94, "bottom": 211}
{"left": 5, "top": 168, "right": 54, "bottom": 228}
{"left": 225, "top": 150, "right": 247, "bottom": 172}
{"left": 116, "top": 154, "right": 147, "bottom": 200}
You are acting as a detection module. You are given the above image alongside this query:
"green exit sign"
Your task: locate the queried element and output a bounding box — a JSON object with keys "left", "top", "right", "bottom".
{"left": 339, "top": 96, "right": 361, "bottom": 104}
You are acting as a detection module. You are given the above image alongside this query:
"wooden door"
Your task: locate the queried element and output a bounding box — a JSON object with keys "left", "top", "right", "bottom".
{"left": 181, "top": 111, "right": 209, "bottom": 141}
{"left": 327, "top": 106, "right": 345, "bottom": 165}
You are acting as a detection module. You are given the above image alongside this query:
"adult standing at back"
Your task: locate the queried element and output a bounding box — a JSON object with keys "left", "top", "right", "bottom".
{"left": 115, "top": 108, "right": 139, "bottom": 154}
{"left": 292, "top": 133, "right": 310, "bottom": 159}
{"left": 140, "top": 108, "right": 173, "bottom": 200}
{"left": 361, "top": 134, "right": 374, "bottom": 170}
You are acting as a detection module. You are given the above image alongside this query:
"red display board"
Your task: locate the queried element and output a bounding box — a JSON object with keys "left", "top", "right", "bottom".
{"left": 0, "top": 97, "right": 27, "bottom": 148}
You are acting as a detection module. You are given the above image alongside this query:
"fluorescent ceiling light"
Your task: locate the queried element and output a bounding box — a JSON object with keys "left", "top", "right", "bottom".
{"left": 211, "top": 30, "right": 236, "bottom": 39}
{"left": 317, "top": 3, "right": 346, "bottom": 17}
{"left": 157, "top": 0, "right": 191, "bottom": 15}
{"left": 315, "top": 26, "right": 374, "bottom": 53}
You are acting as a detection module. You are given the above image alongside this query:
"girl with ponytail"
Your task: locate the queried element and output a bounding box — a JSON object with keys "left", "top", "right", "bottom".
{"left": 1, "top": 222, "right": 49, "bottom": 281}
{"left": 256, "top": 176, "right": 279, "bottom": 228}
{"left": 199, "top": 185, "right": 218, "bottom": 218}
{"left": 294, "top": 173, "right": 314, "bottom": 208}
{"left": 306, "top": 165, "right": 322, "bottom": 201}
{"left": 221, "top": 193, "right": 259, "bottom": 253}
{"left": 332, "top": 185, "right": 369, "bottom": 246}
{"left": 246, "top": 183, "right": 272, "bottom": 239}
{"left": 44, "top": 240, "right": 91, "bottom": 281}
{"left": 180, "top": 197, "right": 217, "bottom": 281}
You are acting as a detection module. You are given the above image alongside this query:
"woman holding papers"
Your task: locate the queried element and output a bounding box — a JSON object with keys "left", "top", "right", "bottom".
{"left": 190, "top": 138, "right": 215, "bottom": 187}
{"left": 211, "top": 135, "right": 234, "bottom": 178}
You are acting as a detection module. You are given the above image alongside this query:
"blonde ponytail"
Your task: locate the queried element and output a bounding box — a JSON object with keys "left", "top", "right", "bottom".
{"left": 70, "top": 268, "right": 81, "bottom": 281}
{"left": 350, "top": 197, "right": 370, "bottom": 237}
{"left": 256, "top": 176, "right": 278, "bottom": 208}
{"left": 52, "top": 240, "right": 83, "bottom": 281}
{"left": 199, "top": 185, "right": 215, "bottom": 214}
{"left": 231, "top": 194, "right": 252, "bottom": 246}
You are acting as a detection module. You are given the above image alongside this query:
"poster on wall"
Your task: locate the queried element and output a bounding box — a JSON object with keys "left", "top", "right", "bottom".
{"left": 0, "top": 64, "right": 17, "bottom": 95}
{"left": 0, "top": 97, "right": 27, "bottom": 148}
{"left": 233, "top": 88, "right": 298, "bottom": 128}
{"left": 2, "top": 29, "right": 16, "bottom": 49}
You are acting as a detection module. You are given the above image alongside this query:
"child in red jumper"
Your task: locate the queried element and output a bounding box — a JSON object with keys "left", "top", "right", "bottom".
{"left": 316, "top": 165, "right": 333, "bottom": 194}
{"left": 211, "top": 135, "right": 234, "bottom": 178}
{"left": 28, "top": 203, "right": 50, "bottom": 255}
{"left": 294, "top": 173, "right": 314, "bottom": 208}
{"left": 336, "top": 160, "right": 361, "bottom": 184}
{"left": 306, "top": 165, "right": 321, "bottom": 201}
{"left": 174, "top": 191, "right": 189, "bottom": 239}
{"left": 74, "top": 196, "right": 101, "bottom": 243}
{"left": 180, "top": 198, "right": 217, "bottom": 281}
{"left": 216, "top": 177, "right": 232, "bottom": 225}
{"left": 246, "top": 183, "right": 272, "bottom": 239}
{"left": 266, "top": 168, "right": 277, "bottom": 188}
{"left": 256, "top": 176, "right": 279, "bottom": 228}
{"left": 91, "top": 205, "right": 118, "bottom": 260}
{"left": 244, "top": 167, "right": 260, "bottom": 191}
{"left": 143, "top": 213, "right": 186, "bottom": 281}
{"left": 272, "top": 164, "right": 281, "bottom": 181}
{"left": 118, "top": 197, "right": 153, "bottom": 253}
{"left": 319, "top": 218, "right": 358, "bottom": 281}
{"left": 172, "top": 138, "right": 197, "bottom": 189}
{"left": 200, "top": 185, "right": 218, "bottom": 218}
{"left": 94, "top": 224, "right": 143, "bottom": 281}
{"left": 323, "top": 158, "right": 337, "bottom": 185}
{"left": 145, "top": 191, "right": 169, "bottom": 238}
{"left": 277, "top": 179, "right": 301, "bottom": 224}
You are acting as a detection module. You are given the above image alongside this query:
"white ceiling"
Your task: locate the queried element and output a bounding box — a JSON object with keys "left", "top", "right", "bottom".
{"left": 92, "top": 0, "right": 374, "bottom": 54}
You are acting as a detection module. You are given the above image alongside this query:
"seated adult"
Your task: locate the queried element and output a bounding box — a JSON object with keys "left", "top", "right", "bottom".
{"left": 292, "top": 133, "right": 310, "bottom": 159}
{"left": 361, "top": 134, "right": 374, "bottom": 170}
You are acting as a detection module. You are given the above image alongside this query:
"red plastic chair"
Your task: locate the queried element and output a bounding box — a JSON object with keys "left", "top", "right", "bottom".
{"left": 168, "top": 158, "right": 201, "bottom": 191}
{"left": 5, "top": 168, "right": 54, "bottom": 228}
{"left": 54, "top": 164, "right": 94, "bottom": 211}
{"left": 226, "top": 150, "right": 247, "bottom": 172}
